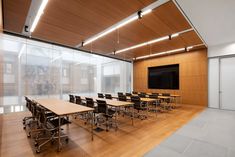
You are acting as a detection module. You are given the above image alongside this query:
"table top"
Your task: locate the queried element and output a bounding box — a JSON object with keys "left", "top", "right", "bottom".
{"left": 131, "top": 94, "right": 180, "bottom": 98}
{"left": 158, "top": 96, "right": 171, "bottom": 99}
{"left": 35, "top": 98, "right": 94, "bottom": 116}
{"left": 139, "top": 97, "right": 158, "bottom": 102}
{"left": 82, "top": 97, "right": 134, "bottom": 107}
{"left": 124, "top": 96, "right": 157, "bottom": 102}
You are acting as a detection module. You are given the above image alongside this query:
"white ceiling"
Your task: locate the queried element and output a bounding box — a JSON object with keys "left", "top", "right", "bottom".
{"left": 176, "top": 0, "right": 235, "bottom": 46}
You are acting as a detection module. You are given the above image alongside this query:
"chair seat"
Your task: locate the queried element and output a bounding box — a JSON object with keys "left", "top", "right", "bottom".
{"left": 108, "top": 109, "right": 115, "bottom": 115}
{"left": 134, "top": 106, "right": 147, "bottom": 111}
{"left": 49, "top": 117, "right": 70, "bottom": 128}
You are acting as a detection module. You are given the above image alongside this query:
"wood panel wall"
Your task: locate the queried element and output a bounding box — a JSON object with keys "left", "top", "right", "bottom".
{"left": 133, "top": 49, "right": 208, "bottom": 106}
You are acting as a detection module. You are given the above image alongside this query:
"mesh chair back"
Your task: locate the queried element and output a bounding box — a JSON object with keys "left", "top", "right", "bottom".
{"left": 117, "top": 92, "right": 123, "bottom": 97}
{"left": 31, "top": 102, "right": 38, "bottom": 118}
{"left": 162, "top": 93, "right": 170, "bottom": 96}
{"left": 96, "top": 100, "right": 107, "bottom": 114}
{"left": 69, "top": 95, "right": 75, "bottom": 103}
{"left": 98, "top": 93, "right": 104, "bottom": 98}
{"left": 126, "top": 93, "right": 132, "bottom": 96}
{"left": 25, "top": 97, "right": 30, "bottom": 109}
{"left": 105, "top": 94, "right": 112, "bottom": 99}
{"left": 85, "top": 97, "right": 94, "bottom": 108}
{"left": 138, "top": 93, "right": 146, "bottom": 98}
{"left": 152, "top": 93, "right": 159, "bottom": 96}
{"left": 38, "top": 107, "right": 47, "bottom": 126}
{"left": 118, "top": 95, "right": 127, "bottom": 101}
{"left": 75, "top": 96, "right": 82, "bottom": 105}
{"left": 149, "top": 94, "right": 158, "bottom": 99}
{"left": 131, "top": 96, "right": 141, "bottom": 109}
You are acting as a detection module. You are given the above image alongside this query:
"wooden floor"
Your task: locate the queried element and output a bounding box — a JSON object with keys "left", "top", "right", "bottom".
{"left": 0, "top": 105, "right": 204, "bottom": 157}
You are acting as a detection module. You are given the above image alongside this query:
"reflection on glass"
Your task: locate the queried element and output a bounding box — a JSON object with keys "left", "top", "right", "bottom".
{"left": 0, "top": 34, "right": 132, "bottom": 107}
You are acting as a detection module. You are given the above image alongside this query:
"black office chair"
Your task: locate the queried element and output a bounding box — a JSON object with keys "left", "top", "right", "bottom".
{"left": 118, "top": 95, "right": 132, "bottom": 116}
{"left": 118, "top": 95, "right": 127, "bottom": 101}
{"left": 131, "top": 96, "right": 147, "bottom": 120}
{"left": 23, "top": 97, "right": 34, "bottom": 127}
{"left": 69, "top": 94, "right": 75, "bottom": 103}
{"left": 149, "top": 94, "right": 161, "bottom": 113}
{"left": 96, "top": 100, "right": 115, "bottom": 131}
{"left": 152, "top": 93, "right": 159, "bottom": 95}
{"left": 35, "top": 107, "right": 69, "bottom": 153}
{"left": 162, "top": 93, "right": 170, "bottom": 96}
{"left": 160, "top": 93, "right": 172, "bottom": 110}
{"left": 24, "top": 100, "right": 39, "bottom": 137}
{"left": 98, "top": 93, "right": 104, "bottom": 98}
{"left": 138, "top": 93, "right": 146, "bottom": 98}
{"left": 85, "top": 97, "right": 94, "bottom": 108}
{"left": 117, "top": 92, "right": 123, "bottom": 97}
{"left": 125, "top": 93, "right": 132, "bottom": 96}
{"left": 75, "top": 95, "right": 82, "bottom": 105}
{"left": 105, "top": 94, "right": 112, "bottom": 99}
{"left": 162, "top": 93, "right": 171, "bottom": 103}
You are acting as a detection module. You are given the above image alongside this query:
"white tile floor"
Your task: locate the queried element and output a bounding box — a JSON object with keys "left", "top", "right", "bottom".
{"left": 145, "top": 108, "right": 235, "bottom": 157}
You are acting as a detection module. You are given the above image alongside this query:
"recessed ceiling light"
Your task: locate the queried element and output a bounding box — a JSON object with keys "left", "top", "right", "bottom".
{"left": 30, "top": 0, "right": 49, "bottom": 32}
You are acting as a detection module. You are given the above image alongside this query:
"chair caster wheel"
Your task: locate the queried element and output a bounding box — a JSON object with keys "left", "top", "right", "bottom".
{"left": 27, "top": 134, "right": 31, "bottom": 138}
{"left": 65, "top": 138, "right": 69, "bottom": 143}
{"left": 34, "top": 142, "right": 38, "bottom": 147}
{"left": 36, "top": 148, "right": 40, "bottom": 153}
{"left": 23, "top": 126, "right": 26, "bottom": 130}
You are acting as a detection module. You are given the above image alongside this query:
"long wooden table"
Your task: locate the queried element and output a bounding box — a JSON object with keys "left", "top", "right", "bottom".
{"left": 94, "top": 96, "right": 157, "bottom": 120}
{"left": 34, "top": 98, "right": 94, "bottom": 151}
{"left": 82, "top": 97, "right": 134, "bottom": 129}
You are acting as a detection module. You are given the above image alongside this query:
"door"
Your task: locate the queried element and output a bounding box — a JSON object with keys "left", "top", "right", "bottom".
{"left": 220, "top": 57, "right": 235, "bottom": 110}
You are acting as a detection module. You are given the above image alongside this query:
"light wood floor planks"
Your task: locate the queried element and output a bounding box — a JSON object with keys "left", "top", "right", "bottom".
{"left": 0, "top": 105, "right": 204, "bottom": 157}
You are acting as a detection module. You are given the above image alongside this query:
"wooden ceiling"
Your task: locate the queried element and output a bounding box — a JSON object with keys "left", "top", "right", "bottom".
{"left": 3, "top": 0, "right": 31, "bottom": 33}
{"left": 3, "top": 0, "right": 205, "bottom": 60}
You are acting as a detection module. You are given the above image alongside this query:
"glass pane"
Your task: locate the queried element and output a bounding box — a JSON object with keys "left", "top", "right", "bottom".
{"left": 0, "top": 34, "right": 132, "bottom": 111}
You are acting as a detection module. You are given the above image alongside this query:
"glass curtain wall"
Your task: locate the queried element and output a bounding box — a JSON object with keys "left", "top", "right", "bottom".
{"left": 0, "top": 34, "right": 132, "bottom": 107}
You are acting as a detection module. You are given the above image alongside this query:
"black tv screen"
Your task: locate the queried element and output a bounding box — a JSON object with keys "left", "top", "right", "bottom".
{"left": 148, "top": 64, "right": 179, "bottom": 89}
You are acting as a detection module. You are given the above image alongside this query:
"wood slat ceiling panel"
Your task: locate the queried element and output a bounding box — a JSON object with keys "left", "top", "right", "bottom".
{"left": 3, "top": 0, "right": 32, "bottom": 33}
{"left": 3, "top": 0, "right": 205, "bottom": 61}
{"left": 180, "top": 31, "right": 203, "bottom": 45}
{"left": 82, "top": 1, "right": 197, "bottom": 56}
{"left": 152, "top": 1, "right": 191, "bottom": 32}
{"left": 116, "top": 31, "right": 203, "bottom": 58}
{"left": 32, "top": 0, "right": 155, "bottom": 45}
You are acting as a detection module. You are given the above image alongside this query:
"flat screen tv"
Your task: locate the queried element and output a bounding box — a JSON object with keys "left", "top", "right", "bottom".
{"left": 148, "top": 64, "right": 179, "bottom": 89}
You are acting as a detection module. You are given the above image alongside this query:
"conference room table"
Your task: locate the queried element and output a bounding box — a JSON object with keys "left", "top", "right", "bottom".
{"left": 81, "top": 97, "right": 135, "bottom": 130}
{"left": 131, "top": 93, "right": 181, "bottom": 105}
{"left": 34, "top": 98, "right": 94, "bottom": 151}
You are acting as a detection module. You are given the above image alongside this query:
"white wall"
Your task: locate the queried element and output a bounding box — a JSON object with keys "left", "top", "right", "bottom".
{"left": 208, "top": 58, "right": 219, "bottom": 108}
{"left": 208, "top": 41, "right": 235, "bottom": 58}
{"left": 208, "top": 41, "right": 235, "bottom": 109}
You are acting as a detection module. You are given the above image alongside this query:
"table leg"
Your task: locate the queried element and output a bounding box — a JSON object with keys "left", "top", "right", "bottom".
{"left": 91, "top": 112, "right": 94, "bottom": 141}
{"left": 132, "top": 104, "right": 134, "bottom": 126}
{"left": 146, "top": 101, "right": 149, "bottom": 118}
{"left": 57, "top": 116, "right": 61, "bottom": 152}
{"left": 115, "top": 107, "right": 118, "bottom": 131}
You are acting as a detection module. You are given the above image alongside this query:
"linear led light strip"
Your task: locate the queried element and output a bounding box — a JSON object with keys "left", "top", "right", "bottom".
{"left": 134, "top": 44, "right": 204, "bottom": 60}
{"left": 78, "top": 0, "right": 170, "bottom": 47}
{"left": 81, "top": 9, "right": 152, "bottom": 46}
{"left": 114, "top": 28, "right": 193, "bottom": 54}
{"left": 30, "top": 0, "right": 49, "bottom": 32}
